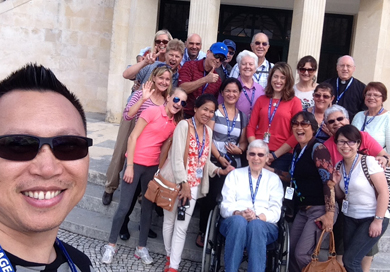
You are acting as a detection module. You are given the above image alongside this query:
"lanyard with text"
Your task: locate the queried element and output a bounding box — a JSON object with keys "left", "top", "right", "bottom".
{"left": 254, "top": 65, "right": 266, "bottom": 83}
{"left": 285, "top": 145, "right": 307, "bottom": 200}
{"left": 341, "top": 154, "right": 359, "bottom": 214}
{"left": 336, "top": 78, "right": 354, "bottom": 104}
{"left": 242, "top": 86, "right": 256, "bottom": 114}
{"left": 264, "top": 98, "right": 281, "bottom": 143}
{"left": 192, "top": 117, "right": 206, "bottom": 178}
{"left": 0, "top": 238, "right": 78, "bottom": 272}
{"left": 222, "top": 103, "right": 237, "bottom": 142}
{"left": 248, "top": 167, "right": 262, "bottom": 210}
{"left": 361, "top": 107, "right": 384, "bottom": 131}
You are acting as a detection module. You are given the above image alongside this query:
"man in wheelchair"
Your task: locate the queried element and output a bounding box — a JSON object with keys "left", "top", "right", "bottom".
{"left": 219, "top": 139, "right": 284, "bottom": 272}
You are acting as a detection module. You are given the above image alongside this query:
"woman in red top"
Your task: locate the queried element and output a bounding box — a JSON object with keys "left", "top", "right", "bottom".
{"left": 247, "top": 62, "right": 302, "bottom": 171}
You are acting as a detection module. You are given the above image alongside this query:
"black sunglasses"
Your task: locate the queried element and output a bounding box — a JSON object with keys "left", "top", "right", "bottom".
{"left": 228, "top": 50, "right": 235, "bottom": 56}
{"left": 155, "top": 39, "right": 169, "bottom": 45}
{"left": 213, "top": 53, "right": 226, "bottom": 62}
{"left": 173, "top": 97, "right": 187, "bottom": 107}
{"left": 327, "top": 116, "right": 345, "bottom": 125}
{"left": 291, "top": 120, "right": 311, "bottom": 128}
{"left": 254, "top": 41, "right": 269, "bottom": 47}
{"left": 298, "top": 68, "right": 316, "bottom": 73}
{"left": 0, "top": 135, "right": 93, "bottom": 161}
{"left": 248, "top": 152, "right": 265, "bottom": 158}
{"left": 313, "top": 93, "right": 331, "bottom": 100}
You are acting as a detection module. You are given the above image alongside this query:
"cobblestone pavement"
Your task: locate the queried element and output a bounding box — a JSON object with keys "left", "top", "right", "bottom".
{"left": 58, "top": 229, "right": 202, "bottom": 272}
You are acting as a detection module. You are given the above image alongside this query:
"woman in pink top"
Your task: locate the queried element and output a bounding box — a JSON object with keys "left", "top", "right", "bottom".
{"left": 247, "top": 62, "right": 302, "bottom": 172}
{"left": 102, "top": 88, "right": 188, "bottom": 265}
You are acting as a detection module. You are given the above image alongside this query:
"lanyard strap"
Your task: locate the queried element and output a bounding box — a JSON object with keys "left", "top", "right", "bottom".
{"left": 268, "top": 98, "right": 281, "bottom": 130}
{"left": 342, "top": 154, "right": 359, "bottom": 199}
{"left": 248, "top": 167, "right": 262, "bottom": 206}
{"left": 290, "top": 145, "right": 307, "bottom": 179}
{"left": 242, "top": 86, "right": 256, "bottom": 111}
{"left": 254, "top": 65, "right": 266, "bottom": 82}
{"left": 0, "top": 238, "right": 77, "bottom": 272}
{"left": 222, "top": 103, "right": 237, "bottom": 142}
{"left": 192, "top": 117, "right": 206, "bottom": 160}
{"left": 361, "top": 107, "right": 384, "bottom": 131}
{"left": 315, "top": 121, "right": 324, "bottom": 138}
{"left": 336, "top": 78, "right": 354, "bottom": 104}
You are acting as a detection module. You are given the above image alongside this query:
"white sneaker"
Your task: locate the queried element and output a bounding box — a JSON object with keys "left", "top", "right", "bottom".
{"left": 134, "top": 247, "right": 154, "bottom": 264}
{"left": 102, "top": 244, "right": 116, "bottom": 264}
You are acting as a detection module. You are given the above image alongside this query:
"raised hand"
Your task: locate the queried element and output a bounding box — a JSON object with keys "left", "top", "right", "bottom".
{"left": 141, "top": 81, "right": 156, "bottom": 101}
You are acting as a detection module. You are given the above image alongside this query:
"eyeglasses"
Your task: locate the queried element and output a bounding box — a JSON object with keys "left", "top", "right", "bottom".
{"left": 213, "top": 53, "right": 226, "bottom": 62}
{"left": 248, "top": 152, "right": 265, "bottom": 158}
{"left": 365, "top": 93, "right": 382, "bottom": 99}
{"left": 228, "top": 50, "right": 235, "bottom": 56}
{"left": 313, "top": 93, "right": 331, "bottom": 100}
{"left": 299, "top": 68, "right": 316, "bottom": 73}
{"left": 155, "top": 39, "right": 169, "bottom": 45}
{"left": 254, "top": 41, "right": 269, "bottom": 47}
{"left": 327, "top": 116, "right": 345, "bottom": 125}
{"left": 338, "top": 64, "right": 353, "bottom": 69}
{"left": 291, "top": 120, "right": 311, "bottom": 128}
{"left": 336, "top": 140, "right": 357, "bottom": 147}
{"left": 0, "top": 135, "right": 93, "bottom": 161}
{"left": 173, "top": 97, "right": 187, "bottom": 107}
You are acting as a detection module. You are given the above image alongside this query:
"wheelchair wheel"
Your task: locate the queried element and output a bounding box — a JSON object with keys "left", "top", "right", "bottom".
{"left": 201, "top": 205, "right": 221, "bottom": 272}
{"left": 276, "top": 219, "right": 290, "bottom": 272}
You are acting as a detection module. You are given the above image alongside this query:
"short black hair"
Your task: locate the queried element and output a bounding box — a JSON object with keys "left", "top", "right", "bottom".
{"left": 291, "top": 111, "right": 318, "bottom": 135}
{"left": 194, "top": 93, "right": 218, "bottom": 111}
{"left": 334, "top": 125, "right": 362, "bottom": 145}
{"left": 0, "top": 63, "right": 87, "bottom": 132}
{"left": 219, "top": 77, "right": 243, "bottom": 94}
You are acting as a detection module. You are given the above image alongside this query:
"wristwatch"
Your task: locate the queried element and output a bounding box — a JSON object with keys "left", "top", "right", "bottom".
{"left": 375, "top": 215, "right": 384, "bottom": 220}
{"left": 271, "top": 151, "right": 278, "bottom": 160}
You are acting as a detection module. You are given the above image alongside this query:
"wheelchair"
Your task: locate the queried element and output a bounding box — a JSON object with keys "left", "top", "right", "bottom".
{"left": 201, "top": 205, "right": 290, "bottom": 272}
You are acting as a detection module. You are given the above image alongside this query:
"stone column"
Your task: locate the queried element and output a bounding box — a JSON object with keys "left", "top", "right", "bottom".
{"left": 105, "top": 0, "right": 158, "bottom": 123}
{"left": 287, "top": 0, "right": 326, "bottom": 80}
{"left": 352, "top": 0, "right": 390, "bottom": 108}
{"left": 187, "top": 0, "right": 221, "bottom": 52}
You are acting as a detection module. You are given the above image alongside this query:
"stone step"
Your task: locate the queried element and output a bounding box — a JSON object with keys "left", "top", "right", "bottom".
{"left": 79, "top": 181, "right": 202, "bottom": 234}
{"left": 371, "top": 252, "right": 390, "bottom": 271}
{"left": 61, "top": 205, "right": 203, "bottom": 262}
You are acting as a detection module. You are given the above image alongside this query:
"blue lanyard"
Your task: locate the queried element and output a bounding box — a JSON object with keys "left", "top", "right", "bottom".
{"left": 248, "top": 167, "right": 262, "bottom": 206}
{"left": 267, "top": 98, "right": 281, "bottom": 130}
{"left": 336, "top": 78, "right": 354, "bottom": 104}
{"left": 222, "top": 103, "right": 237, "bottom": 142}
{"left": 0, "top": 238, "right": 77, "bottom": 272}
{"left": 342, "top": 154, "right": 359, "bottom": 199}
{"left": 315, "top": 121, "right": 324, "bottom": 138}
{"left": 289, "top": 145, "right": 307, "bottom": 179}
{"left": 192, "top": 117, "right": 206, "bottom": 160}
{"left": 242, "top": 86, "right": 256, "bottom": 112}
{"left": 361, "top": 107, "right": 384, "bottom": 131}
{"left": 254, "top": 65, "right": 266, "bottom": 83}
{"left": 223, "top": 66, "right": 229, "bottom": 78}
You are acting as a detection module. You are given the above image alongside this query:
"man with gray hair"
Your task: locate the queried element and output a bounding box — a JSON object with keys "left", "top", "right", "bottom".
{"left": 230, "top": 32, "right": 274, "bottom": 88}
{"left": 324, "top": 55, "right": 366, "bottom": 120}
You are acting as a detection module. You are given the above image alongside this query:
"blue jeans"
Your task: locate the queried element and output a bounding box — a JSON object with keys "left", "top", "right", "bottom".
{"left": 343, "top": 215, "right": 389, "bottom": 272}
{"left": 220, "top": 215, "right": 278, "bottom": 272}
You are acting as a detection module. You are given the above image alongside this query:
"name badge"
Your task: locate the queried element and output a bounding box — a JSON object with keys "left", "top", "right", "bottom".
{"left": 263, "top": 132, "right": 270, "bottom": 143}
{"left": 196, "top": 168, "right": 203, "bottom": 178}
{"left": 341, "top": 199, "right": 349, "bottom": 214}
{"left": 285, "top": 187, "right": 294, "bottom": 200}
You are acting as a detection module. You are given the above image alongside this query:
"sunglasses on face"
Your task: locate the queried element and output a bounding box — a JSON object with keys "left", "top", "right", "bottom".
{"left": 254, "top": 41, "right": 269, "bottom": 47}
{"left": 155, "top": 39, "right": 169, "bottom": 45}
{"left": 0, "top": 135, "right": 93, "bottom": 161}
{"left": 213, "top": 53, "right": 226, "bottom": 62}
{"left": 291, "top": 120, "right": 311, "bottom": 128}
{"left": 299, "top": 68, "right": 315, "bottom": 73}
{"left": 327, "top": 116, "right": 345, "bottom": 125}
{"left": 173, "top": 97, "right": 187, "bottom": 107}
{"left": 313, "top": 93, "right": 331, "bottom": 100}
{"left": 248, "top": 152, "right": 265, "bottom": 158}
{"left": 228, "top": 50, "right": 235, "bottom": 56}
{"left": 336, "top": 140, "right": 357, "bottom": 147}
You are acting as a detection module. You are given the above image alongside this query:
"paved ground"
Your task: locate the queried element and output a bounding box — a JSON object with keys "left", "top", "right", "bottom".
{"left": 58, "top": 229, "right": 202, "bottom": 272}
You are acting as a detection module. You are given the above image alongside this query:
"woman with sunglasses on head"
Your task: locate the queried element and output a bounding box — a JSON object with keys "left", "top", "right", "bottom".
{"left": 196, "top": 78, "right": 249, "bottom": 247}
{"left": 267, "top": 111, "right": 337, "bottom": 272}
{"left": 247, "top": 62, "right": 302, "bottom": 172}
{"left": 352, "top": 82, "right": 390, "bottom": 153}
{"left": 333, "top": 125, "right": 389, "bottom": 272}
{"left": 306, "top": 83, "right": 335, "bottom": 143}
{"left": 294, "top": 55, "right": 318, "bottom": 110}
{"left": 160, "top": 94, "right": 234, "bottom": 272}
{"left": 218, "top": 50, "right": 264, "bottom": 119}
{"left": 101, "top": 88, "right": 188, "bottom": 265}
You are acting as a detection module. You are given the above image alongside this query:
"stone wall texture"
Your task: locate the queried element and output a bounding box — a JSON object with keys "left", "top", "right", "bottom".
{"left": 0, "top": 0, "right": 114, "bottom": 113}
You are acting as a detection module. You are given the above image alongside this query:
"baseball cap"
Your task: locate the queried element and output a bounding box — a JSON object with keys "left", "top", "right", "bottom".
{"left": 209, "top": 42, "right": 228, "bottom": 57}
{"left": 223, "top": 39, "right": 236, "bottom": 51}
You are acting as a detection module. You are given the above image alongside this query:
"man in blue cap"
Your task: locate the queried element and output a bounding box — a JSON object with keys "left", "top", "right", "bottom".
{"left": 216, "top": 39, "right": 236, "bottom": 82}
{"left": 179, "top": 42, "right": 228, "bottom": 117}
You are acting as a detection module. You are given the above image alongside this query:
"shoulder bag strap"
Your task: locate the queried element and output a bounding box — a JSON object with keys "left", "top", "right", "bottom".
{"left": 361, "top": 155, "right": 378, "bottom": 197}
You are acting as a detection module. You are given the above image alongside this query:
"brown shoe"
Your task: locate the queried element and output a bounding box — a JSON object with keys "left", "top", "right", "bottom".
{"left": 196, "top": 232, "right": 204, "bottom": 248}
{"left": 102, "top": 191, "right": 113, "bottom": 205}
